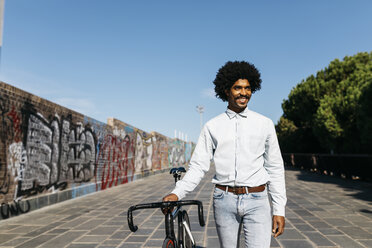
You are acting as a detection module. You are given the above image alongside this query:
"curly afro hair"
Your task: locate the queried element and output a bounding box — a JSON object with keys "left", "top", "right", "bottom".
{"left": 213, "top": 61, "right": 262, "bottom": 102}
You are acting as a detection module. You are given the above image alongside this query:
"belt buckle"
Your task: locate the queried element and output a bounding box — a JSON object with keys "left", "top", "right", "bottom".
{"left": 231, "top": 187, "right": 236, "bottom": 194}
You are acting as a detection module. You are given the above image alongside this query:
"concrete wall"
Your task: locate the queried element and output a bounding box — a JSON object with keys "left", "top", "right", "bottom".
{"left": 0, "top": 81, "right": 194, "bottom": 220}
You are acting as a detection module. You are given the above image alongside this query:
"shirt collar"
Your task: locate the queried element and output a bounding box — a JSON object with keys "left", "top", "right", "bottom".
{"left": 225, "top": 107, "right": 249, "bottom": 119}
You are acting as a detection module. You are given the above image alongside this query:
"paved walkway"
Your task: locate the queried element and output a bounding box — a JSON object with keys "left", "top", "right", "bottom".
{"left": 0, "top": 167, "right": 371, "bottom": 248}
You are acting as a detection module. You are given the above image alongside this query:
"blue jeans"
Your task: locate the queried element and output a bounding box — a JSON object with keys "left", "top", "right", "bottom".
{"left": 213, "top": 186, "right": 271, "bottom": 248}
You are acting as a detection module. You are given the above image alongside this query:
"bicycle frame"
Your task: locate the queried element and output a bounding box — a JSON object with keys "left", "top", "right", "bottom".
{"left": 170, "top": 205, "right": 195, "bottom": 246}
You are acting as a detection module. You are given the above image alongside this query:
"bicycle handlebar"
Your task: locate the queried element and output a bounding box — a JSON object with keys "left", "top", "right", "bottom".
{"left": 127, "top": 200, "right": 205, "bottom": 232}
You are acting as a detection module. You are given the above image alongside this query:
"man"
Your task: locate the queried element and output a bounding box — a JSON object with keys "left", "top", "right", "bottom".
{"left": 163, "top": 61, "right": 286, "bottom": 248}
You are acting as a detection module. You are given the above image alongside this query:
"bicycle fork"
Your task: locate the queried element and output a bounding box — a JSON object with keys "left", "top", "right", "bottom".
{"left": 182, "top": 219, "right": 195, "bottom": 245}
{"left": 165, "top": 213, "right": 176, "bottom": 242}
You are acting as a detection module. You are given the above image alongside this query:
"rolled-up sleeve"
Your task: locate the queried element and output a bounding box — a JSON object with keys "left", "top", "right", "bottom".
{"left": 171, "top": 125, "right": 213, "bottom": 199}
{"left": 263, "top": 120, "right": 287, "bottom": 216}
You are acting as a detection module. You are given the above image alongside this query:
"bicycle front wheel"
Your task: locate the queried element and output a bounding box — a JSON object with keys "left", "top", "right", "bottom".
{"left": 162, "top": 238, "right": 175, "bottom": 248}
{"left": 182, "top": 210, "right": 195, "bottom": 248}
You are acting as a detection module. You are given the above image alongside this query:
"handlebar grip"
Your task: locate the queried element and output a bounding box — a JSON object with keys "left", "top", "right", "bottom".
{"left": 197, "top": 201, "right": 205, "bottom": 227}
{"left": 127, "top": 206, "right": 138, "bottom": 232}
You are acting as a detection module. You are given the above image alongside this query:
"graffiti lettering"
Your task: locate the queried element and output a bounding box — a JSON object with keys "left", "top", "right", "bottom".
{"left": 0, "top": 200, "right": 30, "bottom": 219}
{"left": 134, "top": 132, "right": 153, "bottom": 173}
{"left": 7, "top": 106, "right": 22, "bottom": 142}
{"left": 96, "top": 134, "right": 135, "bottom": 190}
{"left": 16, "top": 114, "right": 96, "bottom": 197}
{"left": 0, "top": 94, "right": 11, "bottom": 194}
{"left": 168, "top": 140, "right": 186, "bottom": 167}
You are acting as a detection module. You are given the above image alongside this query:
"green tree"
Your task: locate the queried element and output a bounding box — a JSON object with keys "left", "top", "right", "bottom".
{"left": 357, "top": 80, "right": 372, "bottom": 153}
{"left": 277, "top": 52, "right": 372, "bottom": 154}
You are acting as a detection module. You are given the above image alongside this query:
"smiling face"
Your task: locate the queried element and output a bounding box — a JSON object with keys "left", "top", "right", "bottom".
{"left": 225, "top": 79, "right": 252, "bottom": 113}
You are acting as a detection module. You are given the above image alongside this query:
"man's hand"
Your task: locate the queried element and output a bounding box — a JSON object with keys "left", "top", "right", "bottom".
{"left": 162, "top": 194, "right": 178, "bottom": 202}
{"left": 272, "top": 215, "right": 285, "bottom": 238}
{"left": 161, "top": 194, "right": 178, "bottom": 214}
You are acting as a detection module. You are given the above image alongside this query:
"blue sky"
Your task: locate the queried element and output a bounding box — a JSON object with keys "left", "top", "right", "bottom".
{"left": 1, "top": 0, "right": 371, "bottom": 142}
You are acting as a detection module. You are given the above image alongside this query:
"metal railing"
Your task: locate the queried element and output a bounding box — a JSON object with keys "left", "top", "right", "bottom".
{"left": 282, "top": 153, "right": 372, "bottom": 181}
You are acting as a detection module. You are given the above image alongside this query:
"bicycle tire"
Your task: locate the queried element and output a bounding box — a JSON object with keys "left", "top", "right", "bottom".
{"left": 162, "top": 238, "right": 175, "bottom": 248}
{"left": 182, "top": 211, "right": 194, "bottom": 248}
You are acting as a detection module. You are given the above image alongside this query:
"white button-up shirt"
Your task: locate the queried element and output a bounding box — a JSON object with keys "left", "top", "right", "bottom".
{"left": 172, "top": 107, "right": 287, "bottom": 216}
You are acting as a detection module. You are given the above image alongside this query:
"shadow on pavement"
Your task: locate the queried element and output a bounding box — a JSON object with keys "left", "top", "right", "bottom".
{"left": 288, "top": 167, "right": 372, "bottom": 204}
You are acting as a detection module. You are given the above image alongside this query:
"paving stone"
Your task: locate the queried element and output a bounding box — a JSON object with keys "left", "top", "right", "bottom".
{"left": 23, "top": 221, "right": 63, "bottom": 237}
{"left": 207, "top": 237, "right": 220, "bottom": 247}
{"left": 130, "top": 228, "right": 154, "bottom": 236}
{"left": 73, "top": 219, "right": 107, "bottom": 230}
{"left": 350, "top": 220, "right": 372, "bottom": 227}
{"left": 102, "top": 221, "right": 123, "bottom": 226}
{"left": 318, "top": 228, "right": 344, "bottom": 235}
{"left": 60, "top": 217, "right": 91, "bottom": 228}
{"left": 189, "top": 224, "right": 205, "bottom": 232}
{"left": 118, "top": 243, "right": 142, "bottom": 248}
{"left": 100, "top": 239, "right": 122, "bottom": 245}
{"left": 39, "top": 231, "right": 87, "bottom": 248}
{"left": 0, "top": 234, "right": 19, "bottom": 244}
{"left": 61, "top": 213, "right": 81, "bottom": 221}
{"left": 150, "top": 229, "right": 166, "bottom": 239}
{"left": 110, "top": 230, "right": 131, "bottom": 239}
{"left": 327, "top": 235, "right": 365, "bottom": 248}
{"left": 344, "top": 215, "right": 369, "bottom": 222}
{"left": 67, "top": 244, "right": 99, "bottom": 248}
{"left": 15, "top": 234, "right": 57, "bottom": 248}
{"left": 363, "top": 227, "right": 372, "bottom": 233}
{"left": 277, "top": 229, "right": 306, "bottom": 240}
{"left": 192, "top": 231, "right": 205, "bottom": 243}
{"left": 337, "top": 226, "right": 372, "bottom": 239}
{"left": 313, "top": 211, "right": 334, "bottom": 218}
{"left": 144, "top": 239, "right": 165, "bottom": 247}
{"left": 304, "top": 216, "right": 322, "bottom": 222}
{"left": 88, "top": 226, "right": 118, "bottom": 235}
{"left": 323, "top": 218, "right": 354, "bottom": 227}
{"left": 207, "top": 227, "right": 218, "bottom": 236}
{"left": 358, "top": 239, "right": 372, "bottom": 247}
{"left": 294, "top": 224, "right": 316, "bottom": 232}
{"left": 75, "top": 235, "right": 109, "bottom": 243}
{"left": 305, "top": 207, "right": 325, "bottom": 212}
{"left": 10, "top": 225, "right": 41, "bottom": 234}
{"left": 0, "top": 224, "right": 21, "bottom": 233}
{"left": 303, "top": 232, "right": 336, "bottom": 246}
{"left": 287, "top": 217, "right": 306, "bottom": 224}
{"left": 47, "top": 228, "right": 70, "bottom": 234}
{"left": 125, "top": 235, "right": 148, "bottom": 242}
{"left": 307, "top": 221, "right": 332, "bottom": 229}
{"left": 1, "top": 237, "right": 30, "bottom": 246}
{"left": 293, "top": 209, "right": 315, "bottom": 217}
{"left": 278, "top": 240, "right": 314, "bottom": 248}
{"left": 284, "top": 222, "right": 294, "bottom": 229}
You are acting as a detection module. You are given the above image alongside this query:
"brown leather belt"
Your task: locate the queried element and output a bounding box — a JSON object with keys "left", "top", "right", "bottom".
{"left": 215, "top": 184, "right": 266, "bottom": 195}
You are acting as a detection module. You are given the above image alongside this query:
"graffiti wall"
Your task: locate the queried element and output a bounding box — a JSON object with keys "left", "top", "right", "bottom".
{"left": 0, "top": 82, "right": 195, "bottom": 219}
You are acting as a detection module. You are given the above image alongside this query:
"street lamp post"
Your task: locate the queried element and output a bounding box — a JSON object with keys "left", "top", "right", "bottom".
{"left": 196, "top": 105, "right": 204, "bottom": 131}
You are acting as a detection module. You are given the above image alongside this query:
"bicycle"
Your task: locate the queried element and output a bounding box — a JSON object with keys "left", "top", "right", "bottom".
{"left": 127, "top": 167, "right": 205, "bottom": 248}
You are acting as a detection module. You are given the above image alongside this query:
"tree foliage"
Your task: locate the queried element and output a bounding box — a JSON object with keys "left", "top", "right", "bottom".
{"left": 277, "top": 52, "right": 372, "bottom": 154}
